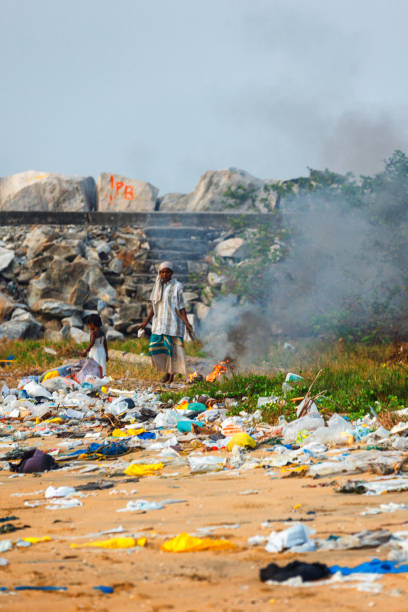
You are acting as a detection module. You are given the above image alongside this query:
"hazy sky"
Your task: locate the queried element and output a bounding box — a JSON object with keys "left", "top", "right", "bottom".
{"left": 1, "top": 0, "right": 407, "bottom": 194}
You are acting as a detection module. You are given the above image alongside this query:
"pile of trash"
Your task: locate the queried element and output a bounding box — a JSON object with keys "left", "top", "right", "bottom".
{"left": 0, "top": 366, "right": 408, "bottom": 482}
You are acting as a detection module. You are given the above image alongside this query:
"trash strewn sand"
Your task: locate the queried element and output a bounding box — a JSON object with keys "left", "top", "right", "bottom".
{"left": 1, "top": 374, "right": 408, "bottom": 611}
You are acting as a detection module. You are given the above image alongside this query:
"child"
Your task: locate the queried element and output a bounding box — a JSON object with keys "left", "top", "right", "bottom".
{"left": 82, "top": 314, "right": 108, "bottom": 376}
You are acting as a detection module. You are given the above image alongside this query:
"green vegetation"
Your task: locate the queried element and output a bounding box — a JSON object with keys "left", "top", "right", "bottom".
{"left": 215, "top": 150, "right": 408, "bottom": 341}
{"left": 0, "top": 337, "right": 203, "bottom": 378}
{"left": 161, "top": 341, "right": 408, "bottom": 423}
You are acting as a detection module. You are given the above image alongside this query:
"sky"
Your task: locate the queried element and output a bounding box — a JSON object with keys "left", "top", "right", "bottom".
{"left": 1, "top": 0, "right": 407, "bottom": 194}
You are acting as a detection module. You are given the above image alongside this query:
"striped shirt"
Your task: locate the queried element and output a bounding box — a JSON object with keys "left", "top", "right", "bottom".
{"left": 151, "top": 278, "right": 186, "bottom": 337}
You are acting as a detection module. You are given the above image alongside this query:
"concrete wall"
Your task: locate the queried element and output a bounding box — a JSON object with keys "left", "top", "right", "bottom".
{"left": 0, "top": 211, "right": 274, "bottom": 227}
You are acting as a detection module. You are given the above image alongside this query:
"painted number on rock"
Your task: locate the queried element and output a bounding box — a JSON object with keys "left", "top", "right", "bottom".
{"left": 110, "top": 175, "right": 134, "bottom": 202}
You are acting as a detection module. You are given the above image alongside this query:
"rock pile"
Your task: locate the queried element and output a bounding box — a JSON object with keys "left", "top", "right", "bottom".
{"left": 0, "top": 221, "right": 254, "bottom": 341}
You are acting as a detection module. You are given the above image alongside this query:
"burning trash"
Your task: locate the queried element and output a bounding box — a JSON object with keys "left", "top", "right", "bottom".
{"left": 206, "top": 359, "right": 231, "bottom": 383}
{"left": 188, "top": 371, "right": 204, "bottom": 383}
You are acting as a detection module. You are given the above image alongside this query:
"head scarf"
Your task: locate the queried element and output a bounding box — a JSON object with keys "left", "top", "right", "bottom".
{"left": 150, "top": 261, "right": 174, "bottom": 304}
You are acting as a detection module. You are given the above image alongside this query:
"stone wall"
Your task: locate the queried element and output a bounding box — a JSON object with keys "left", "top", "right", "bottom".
{"left": 0, "top": 213, "right": 269, "bottom": 342}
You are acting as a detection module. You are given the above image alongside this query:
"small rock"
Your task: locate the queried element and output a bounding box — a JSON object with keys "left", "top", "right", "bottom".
{"left": 44, "top": 329, "right": 64, "bottom": 343}
{"left": 183, "top": 291, "right": 199, "bottom": 305}
{"left": 69, "top": 327, "right": 89, "bottom": 344}
{"left": 106, "top": 328, "right": 124, "bottom": 341}
{"left": 0, "top": 246, "right": 15, "bottom": 272}
{"left": 207, "top": 272, "right": 225, "bottom": 287}
{"left": 61, "top": 315, "right": 83, "bottom": 329}
{"left": 215, "top": 237, "right": 247, "bottom": 258}
{"left": 195, "top": 302, "right": 210, "bottom": 321}
{"left": 109, "top": 257, "right": 123, "bottom": 274}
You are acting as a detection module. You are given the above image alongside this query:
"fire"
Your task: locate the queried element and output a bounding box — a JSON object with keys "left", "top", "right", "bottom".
{"left": 206, "top": 360, "right": 230, "bottom": 383}
{"left": 189, "top": 371, "right": 199, "bottom": 382}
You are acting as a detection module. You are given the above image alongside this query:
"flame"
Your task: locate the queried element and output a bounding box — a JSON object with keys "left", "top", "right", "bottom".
{"left": 206, "top": 360, "right": 230, "bottom": 383}
{"left": 189, "top": 371, "right": 199, "bottom": 382}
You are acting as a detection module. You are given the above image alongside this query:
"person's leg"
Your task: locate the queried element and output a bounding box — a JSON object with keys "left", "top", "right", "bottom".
{"left": 168, "top": 338, "right": 186, "bottom": 382}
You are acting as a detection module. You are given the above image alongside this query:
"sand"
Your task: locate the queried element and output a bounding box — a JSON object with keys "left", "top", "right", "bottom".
{"left": 0, "top": 432, "right": 407, "bottom": 612}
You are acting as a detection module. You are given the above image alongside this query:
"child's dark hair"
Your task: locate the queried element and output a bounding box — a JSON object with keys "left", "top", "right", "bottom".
{"left": 84, "top": 313, "right": 103, "bottom": 327}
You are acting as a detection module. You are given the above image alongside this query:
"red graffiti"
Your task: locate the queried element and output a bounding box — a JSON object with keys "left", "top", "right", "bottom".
{"left": 109, "top": 175, "right": 134, "bottom": 202}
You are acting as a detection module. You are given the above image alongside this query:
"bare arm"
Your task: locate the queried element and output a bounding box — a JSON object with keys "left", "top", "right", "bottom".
{"left": 179, "top": 308, "right": 194, "bottom": 337}
{"left": 82, "top": 331, "right": 96, "bottom": 357}
{"left": 139, "top": 307, "right": 154, "bottom": 329}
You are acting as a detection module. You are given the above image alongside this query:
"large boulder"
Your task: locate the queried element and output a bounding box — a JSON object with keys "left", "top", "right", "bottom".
{"left": 0, "top": 309, "right": 43, "bottom": 339}
{"left": 0, "top": 171, "right": 96, "bottom": 212}
{"left": 97, "top": 173, "right": 159, "bottom": 212}
{"left": 31, "top": 299, "right": 82, "bottom": 319}
{"left": 159, "top": 168, "right": 278, "bottom": 212}
{"left": 158, "top": 192, "right": 189, "bottom": 211}
{"left": 114, "top": 303, "right": 144, "bottom": 332}
{"left": 27, "top": 255, "right": 116, "bottom": 308}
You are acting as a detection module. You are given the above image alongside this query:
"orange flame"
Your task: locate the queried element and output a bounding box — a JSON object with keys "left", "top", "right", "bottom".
{"left": 206, "top": 360, "right": 230, "bottom": 383}
{"left": 189, "top": 371, "right": 199, "bottom": 382}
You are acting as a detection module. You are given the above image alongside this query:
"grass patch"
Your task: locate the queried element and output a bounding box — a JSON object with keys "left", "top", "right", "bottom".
{"left": 161, "top": 341, "right": 408, "bottom": 423}
{"left": 2, "top": 338, "right": 408, "bottom": 423}
{"left": 0, "top": 337, "right": 204, "bottom": 382}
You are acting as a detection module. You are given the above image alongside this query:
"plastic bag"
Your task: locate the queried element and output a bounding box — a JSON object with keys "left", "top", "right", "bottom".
{"left": 124, "top": 463, "right": 164, "bottom": 477}
{"left": 188, "top": 455, "right": 226, "bottom": 473}
{"left": 23, "top": 381, "right": 52, "bottom": 400}
{"left": 71, "top": 536, "right": 146, "bottom": 549}
{"left": 265, "top": 523, "right": 315, "bottom": 553}
{"left": 226, "top": 433, "right": 257, "bottom": 451}
{"left": 282, "top": 414, "right": 324, "bottom": 442}
{"left": 161, "top": 532, "right": 235, "bottom": 553}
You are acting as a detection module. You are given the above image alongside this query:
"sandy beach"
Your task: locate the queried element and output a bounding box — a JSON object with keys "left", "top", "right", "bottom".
{"left": 0, "top": 420, "right": 407, "bottom": 612}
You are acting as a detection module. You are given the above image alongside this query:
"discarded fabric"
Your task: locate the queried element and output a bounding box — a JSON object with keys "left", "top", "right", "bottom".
{"left": 260, "top": 560, "right": 331, "bottom": 583}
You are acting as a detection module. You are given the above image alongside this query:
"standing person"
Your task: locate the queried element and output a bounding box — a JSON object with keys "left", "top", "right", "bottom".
{"left": 139, "top": 261, "right": 193, "bottom": 383}
{"left": 82, "top": 313, "right": 108, "bottom": 376}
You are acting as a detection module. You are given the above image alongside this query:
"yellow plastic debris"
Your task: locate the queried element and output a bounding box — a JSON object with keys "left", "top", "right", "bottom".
{"left": 101, "top": 386, "right": 107, "bottom": 393}
{"left": 23, "top": 536, "right": 52, "bottom": 544}
{"left": 175, "top": 400, "right": 189, "bottom": 410}
{"left": 226, "top": 432, "right": 257, "bottom": 451}
{"left": 161, "top": 532, "right": 236, "bottom": 553}
{"left": 42, "top": 370, "right": 59, "bottom": 382}
{"left": 112, "top": 428, "right": 145, "bottom": 437}
{"left": 71, "top": 536, "right": 146, "bottom": 549}
{"left": 41, "top": 417, "right": 63, "bottom": 424}
{"left": 124, "top": 463, "right": 164, "bottom": 477}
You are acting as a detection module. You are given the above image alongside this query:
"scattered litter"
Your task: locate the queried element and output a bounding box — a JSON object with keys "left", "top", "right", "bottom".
{"left": 94, "top": 585, "right": 114, "bottom": 594}
{"left": 71, "top": 536, "right": 146, "bottom": 549}
{"left": 361, "top": 503, "right": 408, "bottom": 515}
{"left": 124, "top": 463, "right": 164, "bottom": 477}
{"left": 117, "top": 500, "right": 164, "bottom": 512}
{"left": 260, "top": 560, "right": 331, "bottom": 583}
{"left": 265, "top": 523, "right": 316, "bottom": 553}
{"left": 330, "top": 558, "right": 408, "bottom": 575}
{"left": 161, "top": 532, "right": 236, "bottom": 553}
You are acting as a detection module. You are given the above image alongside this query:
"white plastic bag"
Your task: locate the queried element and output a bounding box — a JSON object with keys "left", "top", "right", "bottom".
{"left": 188, "top": 454, "right": 226, "bottom": 473}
